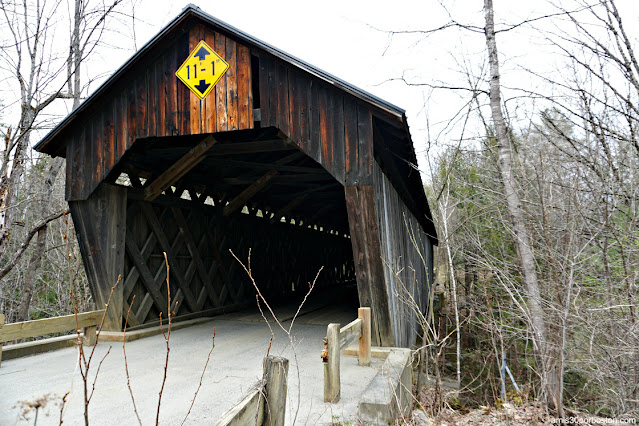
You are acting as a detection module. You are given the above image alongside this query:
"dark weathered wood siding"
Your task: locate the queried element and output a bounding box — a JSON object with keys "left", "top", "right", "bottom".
{"left": 65, "top": 23, "right": 253, "bottom": 201}
{"left": 40, "top": 8, "right": 437, "bottom": 342}
{"left": 256, "top": 55, "right": 374, "bottom": 187}
{"left": 344, "top": 185, "right": 395, "bottom": 347}
{"left": 373, "top": 160, "right": 433, "bottom": 347}
{"left": 69, "top": 184, "right": 127, "bottom": 331}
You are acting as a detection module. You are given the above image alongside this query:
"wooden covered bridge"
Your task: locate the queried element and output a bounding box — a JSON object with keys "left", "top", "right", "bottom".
{"left": 34, "top": 5, "right": 437, "bottom": 348}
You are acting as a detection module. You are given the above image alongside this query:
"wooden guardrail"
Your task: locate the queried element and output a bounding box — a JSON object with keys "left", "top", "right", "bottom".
{"left": 214, "top": 355, "right": 289, "bottom": 426}
{"left": 323, "top": 307, "right": 371, "bottom": 403}
{"left": 0, "top": 309, "right": 106, "bottom": 366}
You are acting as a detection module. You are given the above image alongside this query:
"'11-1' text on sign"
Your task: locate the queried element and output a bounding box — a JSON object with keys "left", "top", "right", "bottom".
{"left": 176, "top": 40, "right": 229, "bottom": 100}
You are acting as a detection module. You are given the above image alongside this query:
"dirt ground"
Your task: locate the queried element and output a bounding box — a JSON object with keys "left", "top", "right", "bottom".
{"left": 405, "top": 386, "right": 638, "bottom": 426}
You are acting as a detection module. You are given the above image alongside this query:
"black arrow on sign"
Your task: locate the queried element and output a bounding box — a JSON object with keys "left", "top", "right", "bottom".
{"left": 194, "top": 79, "right": 210, "bottom": 95}
{"left": 194, "top": 46, "right": 210, "bottom": 61}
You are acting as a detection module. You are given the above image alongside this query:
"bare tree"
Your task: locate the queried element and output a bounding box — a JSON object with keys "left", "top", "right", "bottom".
{"left": 483, "top": 0, "right": 561, "bottom": 413}
{"left": 0, "top": 0, "right": 128, "bottom": 321}
{"left": 384, "top": 0, "right": 638, "bottom": 417}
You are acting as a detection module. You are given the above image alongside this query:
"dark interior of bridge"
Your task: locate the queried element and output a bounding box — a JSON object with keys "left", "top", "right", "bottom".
{"left": 104, "top": 128, "right": 360, "bottom": 328}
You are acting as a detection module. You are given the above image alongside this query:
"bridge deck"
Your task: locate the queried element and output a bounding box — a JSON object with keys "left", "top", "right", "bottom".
{"left": 1, "top": 289, "right": 381, "bottom": 425}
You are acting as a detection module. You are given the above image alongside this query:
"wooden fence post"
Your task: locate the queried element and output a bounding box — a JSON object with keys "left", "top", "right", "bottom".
{"left": 264, "top": 355, "right": 289, "bottom": 426}
{"left": 0, "top": 314, "right": 4, "bottom": 366}
{"left": 358, "top": 307, "right": 371, "bottom": 366}
{"left": 324, "top": 323, "right": 340, "bottom": 402}
{"left": 84, "top": 325, "right": 97, "bottom": 346}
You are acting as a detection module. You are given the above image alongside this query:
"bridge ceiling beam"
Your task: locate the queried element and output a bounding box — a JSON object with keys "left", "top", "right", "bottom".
{"left": 144, "top": 135, "right": 218, "bottom": 201}
{"left": 223, "top": 169, "right": 279, "bottom": 216}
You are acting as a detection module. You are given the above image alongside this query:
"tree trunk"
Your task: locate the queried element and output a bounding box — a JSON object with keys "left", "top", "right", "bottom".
{"left": 16, "top": 227, "right": 45, "bottom": 321}
{"left": 0, "top": 130, "right": 28, "bottom": 254}
{"left": 16, "top": 158, "right": 64, "bottom": 321}
{"left": 483, "top": 0, "right": 559, "bottom": 414}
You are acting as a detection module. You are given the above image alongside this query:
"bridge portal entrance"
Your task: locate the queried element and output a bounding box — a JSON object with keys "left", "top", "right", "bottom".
{"left": 35, "top": 6, "right": 437, "bottom": 347}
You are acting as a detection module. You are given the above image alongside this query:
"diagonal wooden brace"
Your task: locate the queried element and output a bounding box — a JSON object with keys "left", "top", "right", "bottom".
{"left": 144, "top": 135, "right": 218, "bottom": 201}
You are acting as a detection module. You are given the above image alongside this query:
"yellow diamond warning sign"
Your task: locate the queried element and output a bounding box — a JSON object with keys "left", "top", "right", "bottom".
{"left": 176, "top": 40, "right": 229, "bottom": 100}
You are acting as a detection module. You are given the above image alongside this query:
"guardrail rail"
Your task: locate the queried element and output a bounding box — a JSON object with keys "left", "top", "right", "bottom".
{"left": 0, "top": 309, "right": 106, "bottom": 366}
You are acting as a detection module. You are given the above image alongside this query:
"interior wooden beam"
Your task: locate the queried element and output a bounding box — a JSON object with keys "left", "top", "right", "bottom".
{"left": 223, "top": 169, "right": 279, "bottom": 216}
{"left": 225, "top": 171, "right": 331, "bottom": 186}
{"left": 144, "top": 135, "right": 218, "bottom": 201}
{"left": 206, "top": 139, "right": 295, "bottom": 156}
{"left": 269, "top": 183, "right": 339, "bottom": 223}
{"left": 207, "top": 159, "right": 322, "bottom": 174}
{"left": 273, "top": 173, "right": 335, "bottom": 184}
{"left": 269, "top": 194, "right": 309, "bottom": 224}
{"left": 371, "top": 109, "right": 405, "bottom": 130}
{"left": 273, "top": 150, "right": 306, "bottom": 166}
{"left": 307, "top": 204, "right": 334, "bottom": 224}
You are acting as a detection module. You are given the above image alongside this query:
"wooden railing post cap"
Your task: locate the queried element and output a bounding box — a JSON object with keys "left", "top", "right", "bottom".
{"left": 265, "top": 355, "right": 289, "bottom": 366}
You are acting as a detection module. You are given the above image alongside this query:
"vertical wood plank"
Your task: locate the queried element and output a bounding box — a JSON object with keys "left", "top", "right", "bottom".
{"left": 226, "top": 37, "right": 238, "bottom": 131}
{"left": 358, "top": 307, "right": 371, "bottom": 366}
{"left": 319, "top": 84, "right": 333, "bottom": 176}
{"left": 68, "top": 129, "right": 84, "bottom": 200}
{"left": 148, "top": 63, "right": 157, "bottom": 137}
{"left": 237, "top": 45, "right": 251, "bottom": 129}
{"left": 247, "top": 50, "right": 254, "bottom": 125}
{"left": 111, "top": 97, "right": 120, "bottom": 167}
{"left": 69, "top": 183, "right": 127, "bottom": 331}
{"left": 127, "top": 80, "right": 137, "bottom": 147}
{"left": 156, "top": 57, "right": 165, "bottom": 137}
{"left": 310, "top": 80, "right": 321, "bottom": 163}
{"left": 103, "top": 99, "right": 115, "bottom": 176}
{"left": 65, "top": 135, "right": 74, "bottom": 200}
{"left": 276, "top": 63, "right": 290, "bottom": 136}
{"left": 357, "top": 105, "right": 373, "bottom": 185}
{"left": 203, "top": 29, "right": 217, "bottom": 133}
{"left": 116, "top": 90, "right": 126, "bottom": 159}
{"left": 360, "top": 186, "right": 394, "bottom": 347}
{"left": 332, "top": 92, "right": 345, "bottom": 185}
{"left": 344, "top": 185, "right": 394, "bottom": 346}
{"left": 86, "top": 120, "right": 96, "bottom": 200}
{"left": 258, "top": 54, "right": 270, "bottom": 126}
{"left": 288, "top": 69, "right": 300, "bottom": 146}
{"left": 345, "top": 186, "right": 372, "bottom": 307}
{"left": 165, "top": 43, "right": 178, "bottom": 136}
{"left": 215, "top": 33, "right": 228, "bottom": 132}
{"left": 83, "top": 325, "right": 97, "bottom": 346}
{"left": 263, "top": 356, "right": 289, "bottom": 426}
{"left": 297, "top": 73, "right": 309, "bottom": 148}
{"left": 136, "top": 71, "right": 148, "bottom": 138}
{"left": 177, "top": 32, "right": 191, "bottom": 135}
{"left": 372, "top": 160, "right": 434, "bottom": 347}
{"left": 344, "top": 98, "right": 358, "bottom": 185}
{"left": 92, "top": 115, "right": 103, "bottom": 193}
{"left": 267, "top": 57, "right": 278, "bottom": 130}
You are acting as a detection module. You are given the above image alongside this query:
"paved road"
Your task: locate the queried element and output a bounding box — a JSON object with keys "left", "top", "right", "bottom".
{"left": 1, "top": 293, "right": 381, "bottom": 425}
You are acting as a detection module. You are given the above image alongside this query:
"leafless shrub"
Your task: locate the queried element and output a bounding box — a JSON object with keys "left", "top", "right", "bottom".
{"left": 231, "top": 247, "right": 323, "bottom": 425}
